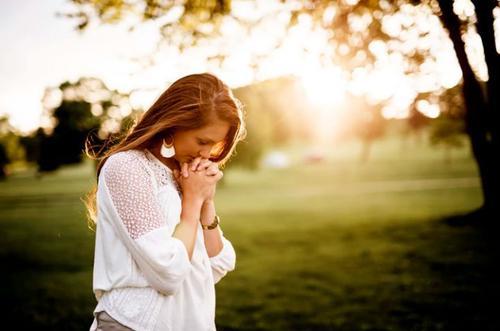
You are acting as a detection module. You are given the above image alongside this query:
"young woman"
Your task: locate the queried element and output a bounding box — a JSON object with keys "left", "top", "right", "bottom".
{"left": 85, "top": 73, "right": 246, "bottom": 330}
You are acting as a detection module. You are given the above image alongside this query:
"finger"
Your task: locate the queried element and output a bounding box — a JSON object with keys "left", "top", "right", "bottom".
{"left": 204, "top": 163, "right": 219, "bottom": 175}
{"left": 173, "top": 169, "right": 181, "bottom": 180}
{"left": 205, "top": 165, "right": 220, "bottom": 176}
{"left": 196, "top": 159, "right": 212, "bottom": 171}
{"left": 208, "top": 163, "right": 219, "bottom": 172}
{"left": 215, "top": 171, "right": 224, "bottom": 181}
{"left": 205, "top": 168, "right": 218, "bottom": 176}
{"left": 190, "top": 157, "right": 202, "bottom": 171}
{"left": 182, "top": 163, "right": 189, "bottom": 178}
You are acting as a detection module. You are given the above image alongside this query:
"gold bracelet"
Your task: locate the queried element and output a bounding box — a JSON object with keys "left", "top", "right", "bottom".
{"left": 201, "top": 215, "right": 220, "bottom": 230}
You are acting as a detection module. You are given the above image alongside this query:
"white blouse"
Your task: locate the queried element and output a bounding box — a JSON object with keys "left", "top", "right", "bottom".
{"left": 89, "top": 149, "right": 236, "bottom": 331}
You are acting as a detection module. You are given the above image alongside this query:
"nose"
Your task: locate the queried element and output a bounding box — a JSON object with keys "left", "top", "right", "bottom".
{"left": 199, "top": 146, "right": 212, "bottom": 159}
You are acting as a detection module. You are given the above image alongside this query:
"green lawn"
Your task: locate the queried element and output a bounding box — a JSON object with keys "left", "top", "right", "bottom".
{"left": 1, "top": 136, "right": 497, "bottom": 330}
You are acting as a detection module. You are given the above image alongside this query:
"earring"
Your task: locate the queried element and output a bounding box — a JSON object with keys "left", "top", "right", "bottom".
{"left": 160, "top": 135, "right": 175, "bottom": 158}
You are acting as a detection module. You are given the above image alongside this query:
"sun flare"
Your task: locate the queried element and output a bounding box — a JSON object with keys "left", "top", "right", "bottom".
{"left": 300, "top": 67, "right": 346, "bottom": 108}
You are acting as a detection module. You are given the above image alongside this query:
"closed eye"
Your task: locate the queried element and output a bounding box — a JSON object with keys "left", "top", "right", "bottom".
{"left": 197, "top": 139, "right": 210, "bottom": 146}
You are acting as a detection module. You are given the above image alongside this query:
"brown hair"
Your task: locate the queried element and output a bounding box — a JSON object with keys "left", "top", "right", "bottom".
{"left": 83, "top": 73, "right": 246, "bottom": 228}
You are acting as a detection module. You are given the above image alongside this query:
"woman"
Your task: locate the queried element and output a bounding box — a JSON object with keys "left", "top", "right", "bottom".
{"left": 85, "top": 73, "right": 246, "bottom": 330}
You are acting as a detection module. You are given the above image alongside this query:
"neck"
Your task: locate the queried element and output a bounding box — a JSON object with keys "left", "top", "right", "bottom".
{"left": 148, "top": 142, "right": 179, "bottom": 171}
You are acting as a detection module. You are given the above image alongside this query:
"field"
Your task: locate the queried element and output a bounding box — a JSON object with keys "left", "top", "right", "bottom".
{"left": 1, "top": 135, "right": 497, "bottom": 330}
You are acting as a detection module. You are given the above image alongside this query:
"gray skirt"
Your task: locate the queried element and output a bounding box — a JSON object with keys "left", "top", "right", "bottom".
{"left": 96, "top": 311, "right": 134, "bottom": 331}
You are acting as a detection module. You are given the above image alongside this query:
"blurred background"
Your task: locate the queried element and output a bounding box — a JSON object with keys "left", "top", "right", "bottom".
{"left": 1, "top": 0, "right": 499, "bottom": 330}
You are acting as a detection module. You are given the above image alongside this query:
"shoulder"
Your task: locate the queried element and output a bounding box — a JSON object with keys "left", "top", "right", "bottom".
{"left": 101, "top": 149, "right": 149, "bottom": 179}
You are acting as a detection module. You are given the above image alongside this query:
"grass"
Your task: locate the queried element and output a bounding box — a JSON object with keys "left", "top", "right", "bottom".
{"left": 1, "top": 134, "right": 497, "bottom": 330}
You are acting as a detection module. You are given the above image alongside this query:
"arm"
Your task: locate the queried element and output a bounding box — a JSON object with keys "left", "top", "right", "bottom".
{"left": 172, "top": 195, "right": 204, "bottom": 260}
{"left": 102, "top": 152, "right": 193, "bottom": 295}
{"left": 179, "top": 157, "right": 236, "bottom": 283}
{"left": 199, "top": 194, "right": 236, "bottom": 285}
{"left": 172, "top": 162, "right": 222, "bottom": 259}
{"left": 200, "top": 200, "right": 223, "bottom": 257}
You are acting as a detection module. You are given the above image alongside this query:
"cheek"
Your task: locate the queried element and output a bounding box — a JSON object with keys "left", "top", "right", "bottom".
{"left": 175, "top": 139, "right": 197, "bottom": 155}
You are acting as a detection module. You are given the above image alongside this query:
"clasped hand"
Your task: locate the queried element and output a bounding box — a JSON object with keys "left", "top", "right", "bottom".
{"left": 172, "top": 157, "right": 223, "bottom": 202}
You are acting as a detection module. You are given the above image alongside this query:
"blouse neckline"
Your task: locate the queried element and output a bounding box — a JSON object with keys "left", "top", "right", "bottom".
{"left": 143, "top": 149, "right": 174, "bottom": 173}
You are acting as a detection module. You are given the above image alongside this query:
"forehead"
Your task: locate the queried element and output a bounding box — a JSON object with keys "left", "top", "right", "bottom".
{"left": 191, "top": 120, "right": 230, "bottom": 141}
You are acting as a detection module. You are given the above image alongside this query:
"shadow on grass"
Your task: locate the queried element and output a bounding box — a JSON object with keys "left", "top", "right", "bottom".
{"left": 442, "top": 206, "right": 500, "bottom": 229}
{"left": 387, "top": 211, "right": 499, "bottom": 331}
{"left": 1, "top": 211, "right": 498, "bottom": 331}
{"left": 216, "top": 212, "right": 499, "bottom": 331}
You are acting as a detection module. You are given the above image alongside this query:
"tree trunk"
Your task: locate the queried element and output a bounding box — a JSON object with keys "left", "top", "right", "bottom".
{"left": 472, "top": 0, "right": 500, "bottom": 144}
{"left": 437, "top": 0, "right": 499, "bottom": 220}
{"left": 471, "top": 0, "right": 500, "bottom": 218}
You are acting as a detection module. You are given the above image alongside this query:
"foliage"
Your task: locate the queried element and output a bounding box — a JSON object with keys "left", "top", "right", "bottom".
{"left": 406, "top": 93, "right": 434, "bottom": 135}
{"left": 62, "top": 0, "right": 500, "bottom": 215}
{"left": 347, "top": 95, "right": 387, "bottom": 142}
{"left": 0, "top": 116, "right": 26, "bottom": 178}
{"left": 34, "top": 77, "right": 132, "bottom": 172}
{"left": 429, "top": 115, "right": 465, "bottom": 148}
{"left": 230, "top": 76, "right": 313, "bottom": 169}
{"left": 341, "top": 94, "right": 387, "bottom": 162}
{"left": 429, "top": 84, "right": 466, "bottom": 150}
{"left": 62, "top": 0, "right": 232, "bottom": 53}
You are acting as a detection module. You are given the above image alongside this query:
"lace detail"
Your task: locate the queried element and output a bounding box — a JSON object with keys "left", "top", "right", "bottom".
{"left": 100, "top": 287, "right": 162, "bottom": 329}
{"left": 143, "top": 149, "right": 181, "bottom": 193}
{"left": 102, "top": 150, "right": 166, "bottom": 239}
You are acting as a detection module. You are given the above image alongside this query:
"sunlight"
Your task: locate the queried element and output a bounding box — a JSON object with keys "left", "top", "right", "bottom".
{"left": 300, "top": 67, "right": 346, "bottom": 108}
{"left": 298, "top": 66, "right": 347, "bottom": 144}
{"left": 416, "top": 99, "right": 440, "bottom": 118}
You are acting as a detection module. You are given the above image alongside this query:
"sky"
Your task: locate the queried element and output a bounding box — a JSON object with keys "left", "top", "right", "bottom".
{"left": 0, "top": 0, "right": 219, "bottom": 133}
{"left": 0, "top": 0, "right": 496, "bottom": 135}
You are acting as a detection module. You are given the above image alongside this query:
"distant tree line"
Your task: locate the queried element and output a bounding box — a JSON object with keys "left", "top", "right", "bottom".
{"left": 0, "top": 74, "right": 466, "bottom": 181}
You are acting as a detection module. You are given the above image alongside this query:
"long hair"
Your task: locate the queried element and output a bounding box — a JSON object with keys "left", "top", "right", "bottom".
{"left": 83, "top": 73, "right": 246, "bottom": 229}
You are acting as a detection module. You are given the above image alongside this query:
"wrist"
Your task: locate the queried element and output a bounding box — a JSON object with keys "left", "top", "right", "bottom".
{"left": 203, "top": 199, "right": 215, "bottom": 207}
{"left": 183, "top": 194, "right": 205, "bottom": 209}
{"left": 201, "top": 215, "right": 220, "bottom": 230}
{"left": 200, "top": 201, "right": 216, "bottom": 225}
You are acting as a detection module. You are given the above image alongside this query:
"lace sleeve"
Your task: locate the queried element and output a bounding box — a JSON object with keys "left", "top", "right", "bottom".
{"left": 102, "top": 151, "right": 165, "bottom": 239}
{"left": 100, "top": 151, "right": 191, "bottom": 296}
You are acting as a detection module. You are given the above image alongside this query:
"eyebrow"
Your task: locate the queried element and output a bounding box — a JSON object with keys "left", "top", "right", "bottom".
{"left": 198, "top": 137, "right": 216, "bottom": 143}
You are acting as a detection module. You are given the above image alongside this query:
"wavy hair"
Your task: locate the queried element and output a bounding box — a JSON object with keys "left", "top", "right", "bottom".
{"left": 83, "top": 73, "right": 246, "bottom": 229}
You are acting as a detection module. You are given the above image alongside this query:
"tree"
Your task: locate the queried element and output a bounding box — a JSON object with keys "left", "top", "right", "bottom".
{"left": 0, "top": 143, "right": 8, "bottom": 180}
{"left": 406, "top": 92, "right": 434, "bottom": 141}
{"left": 63, "top": 0, "right": 499, "bottom": 219}
{"left": 37, "top": 77, "right": 133, "bottom": 172}
{"left": 231, "top": 76, "right": 312, "bottom": 169}
{"left": 346, "top": 94, "right": 387, "bottom": 162}
{"left": 430, "top": 114, "right": 466, "bottom": 164}
{"left": 434, "top": 0, "right": 499, "bottom": 220}
{"left": 426, "top": 84, "right": 466, "bottom": 163}
{"left": 0, "top": 116, "right": 26, "bottom": 179}
{"left": 0, "top": 117, "right": 13, "bottom": 179}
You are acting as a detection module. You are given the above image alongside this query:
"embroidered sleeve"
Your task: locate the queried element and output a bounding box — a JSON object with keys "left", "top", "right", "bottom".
{"left": 101, "top": 151, "right": 191, "bottom": 295}
{"left": 102, "top": 151, "right": 165, "bottom": 239}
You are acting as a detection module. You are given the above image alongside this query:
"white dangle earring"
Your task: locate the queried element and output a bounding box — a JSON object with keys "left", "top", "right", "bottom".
{"left": 160, "top": 135, "right": 176, "bottom": 158}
